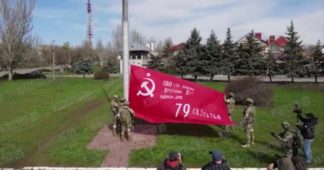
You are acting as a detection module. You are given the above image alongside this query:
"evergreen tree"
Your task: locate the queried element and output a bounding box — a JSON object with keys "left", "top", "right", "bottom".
{"left": 236, "top": 30, "right": 264, "bottom": 76}
{"left": 161, "top": 38, "right": 173, "bottom": 58}
{"left": 159, "top": 39, "right": 174, "bottom": 73}
{"left": 221, "top": 28, "right": 237, "bottom": 81}
{"left": 284, "top": 21, "right": 304, "bottom": 83}
{"left": 103, "top": 60, "right": 118, "bottom": 73}
{"left": 185, "top": 28, "right": 204, "bottom": 81}
{"left": 73, "top": 59, "right": 92, "bottom": 78}
{"left": 147, "top": 55, "right": 163, "bottom": 71}
{"left": 203, "top": 30, "right": 222, "bottom": 81}
{"left": 265, "top": 50, "right": 277, "bottom": 82}
{"left": 311, "top": 40, "right": 324, "bottom": 83}
{"left": 175, "top": 49, "right": 189, "bottom": 79}
{"left": 148, "top": 39, "right": 173, "bottom": 71}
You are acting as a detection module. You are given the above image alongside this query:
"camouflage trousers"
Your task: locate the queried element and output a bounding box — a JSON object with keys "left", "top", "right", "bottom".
{"left": 110, "top": 112, "right": 118, "bottom": 135}
{"left": 120, "top": 122, "right": 132, "bottom": 141}
{"left": 285, "top": 149, "right": 293, "bottom": 159}
{"left": 244, "top": 124, "right": 254, "bottom": 145}
{"left": 224, "top": 115, "right": 232, "bottom": 131}
{"left": 282, "top": 145, "right": 293, "bottom": 159}
{"left": 112, "top": 114, "right": 117, "bottom": 128}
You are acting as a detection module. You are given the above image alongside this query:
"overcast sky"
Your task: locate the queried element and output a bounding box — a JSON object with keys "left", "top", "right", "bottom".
{"left": 33, "top": 0, "right": 324, "bottom": 46}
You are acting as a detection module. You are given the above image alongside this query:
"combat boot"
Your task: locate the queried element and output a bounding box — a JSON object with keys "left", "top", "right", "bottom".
{"left": 251, "top": 133, "right": 255, "bottom": 145}
{"left": 242, "top": 136, "right": 251, "bottom": 148}
{"left": 126, "top": 128, "right": 132, "bottom": 141}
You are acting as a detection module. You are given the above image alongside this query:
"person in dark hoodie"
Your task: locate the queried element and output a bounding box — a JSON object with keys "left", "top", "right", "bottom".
{"left": 158, "top": 151, "right": 186, "bottom": 170}
{"left": 202, "top": 150, "right": 230, "bottom": 170}
{"left": 296, "top": 112, "right": 318, "bottom": 164}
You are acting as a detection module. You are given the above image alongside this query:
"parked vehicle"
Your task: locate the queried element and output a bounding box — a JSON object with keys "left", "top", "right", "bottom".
{"left": 1, "top": 70, "right": 46, "bottom": 80}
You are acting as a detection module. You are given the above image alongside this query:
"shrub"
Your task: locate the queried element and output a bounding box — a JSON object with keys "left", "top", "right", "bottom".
{"left": 94, "top": 71, "right": 109, "bottom": 80}
{"left": 73, "top": 60, "right": 93, "bottom": 78}
{"left": 103, "top": 62, "right": 119, "bottom": 74}
{"left": 225, "top": 77, "right": 272, "bottom": 106}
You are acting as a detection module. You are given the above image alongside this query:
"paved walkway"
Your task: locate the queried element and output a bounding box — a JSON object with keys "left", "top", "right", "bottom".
{"left": 87, "top": 124, "right": 157, "bottom": 167}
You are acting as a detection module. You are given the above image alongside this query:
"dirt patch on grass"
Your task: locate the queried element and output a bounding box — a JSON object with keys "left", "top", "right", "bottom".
{"left": 9, "top": 99, "right": 104, "bottom": 168}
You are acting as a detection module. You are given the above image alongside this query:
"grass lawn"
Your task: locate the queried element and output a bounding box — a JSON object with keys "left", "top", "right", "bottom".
{"left": 0, "top": 78, "right": 122, "bottom": 167}
{"left": 0, "top": 78, "right": 323, "bottom": 168}
{"left": 129, "top": 82, "right": 324, "bottom": 168}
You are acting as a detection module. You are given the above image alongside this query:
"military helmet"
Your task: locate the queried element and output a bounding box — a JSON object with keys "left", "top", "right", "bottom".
{"left": 113, "top": 95, "right": 118, "bottom": 99}
{"left": 246, "top": 98, "right": 254, "bottom": 104}
{"left": 281, "top": 121, "right": 290, "bottom": 129}
{"left": 120, "top": 98, "right": 126, "bottom": 102}
{"left": 228, "top": 92, "right": 235, "bottom": 97}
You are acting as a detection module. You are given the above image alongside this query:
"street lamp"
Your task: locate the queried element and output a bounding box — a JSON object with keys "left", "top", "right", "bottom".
{"left": 51, "top": 40, "right": 56, "bottom": 80}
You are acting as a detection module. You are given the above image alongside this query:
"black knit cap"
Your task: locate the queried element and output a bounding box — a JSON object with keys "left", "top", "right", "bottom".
{"left": 168, "top": 151, "right": 178, "bottom": 161}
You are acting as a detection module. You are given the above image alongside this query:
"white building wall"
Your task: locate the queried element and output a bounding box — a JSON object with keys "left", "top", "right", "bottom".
{"left": 119, "top": 57, "right": 150, "bottom": 74}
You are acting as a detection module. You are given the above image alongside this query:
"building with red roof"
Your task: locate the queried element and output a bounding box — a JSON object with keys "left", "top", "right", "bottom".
{"left": 237, "top": 32, "right": 288, "bottom": 59}
{"left": 170, "top": 43, "right": 185, "bottom": 52}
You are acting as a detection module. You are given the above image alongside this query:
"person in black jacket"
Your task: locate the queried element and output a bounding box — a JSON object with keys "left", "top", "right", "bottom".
{"left": 158, "top": 151, "right": 186, "bottom": 170}
{"left": 202, "top": 150, "right": 230, "bottom": 170}
{"left": 296, "top": 112, "right": 318, "bottom": 164}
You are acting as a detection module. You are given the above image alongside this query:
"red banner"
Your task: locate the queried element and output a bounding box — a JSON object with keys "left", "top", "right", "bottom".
{"left": 129, "top": 65, "right": 233, "bottom": 125}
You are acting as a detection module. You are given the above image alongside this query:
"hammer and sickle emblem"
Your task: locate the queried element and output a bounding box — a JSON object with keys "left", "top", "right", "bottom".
{"left": 137, "top": 77, "right": 156, "bottom": 98}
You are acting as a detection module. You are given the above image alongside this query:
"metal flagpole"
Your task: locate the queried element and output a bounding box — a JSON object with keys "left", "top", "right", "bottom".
{"left": 122, "top": 0, "right": 130, "bottom": 101}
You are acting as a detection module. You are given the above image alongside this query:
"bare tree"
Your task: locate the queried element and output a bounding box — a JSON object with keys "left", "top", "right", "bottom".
{"left": 129, "top": 29, "right": 146, "bottom": 44}
{"left": 155, "top": 40, "right": 164, "bottom": 52}
{"left": 111, "top": 25, "right": 123, "bottom": 52}
{"left": 0, "top": 43, "right": 4, "bottom": 70}
{"left": 95, "top": 39, "right": 105, "bottom": 67}
{"left": 82, "top": 39, "right": 95, "bottom": 61}
{"left": 0, "top": 0, "right": 36, "bottom": 80}
{"left": 62, "top": 41, "right": 71, "bottom": 65}
{"left": 39, "top": 45, "right": 51, "bottom": 66}
{"left": 111, "top": 25, "right": 147, "bottom": 52}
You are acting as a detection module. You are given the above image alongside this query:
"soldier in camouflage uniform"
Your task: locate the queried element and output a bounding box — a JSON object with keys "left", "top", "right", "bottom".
{"left": 241, "top": 98, "right": 256, "bottom": 148}
{"left": 225, "top": 92, "right": 235, "bottom": 132}
{"left": 271, "top": 121, "right": 294, "bottom": 159}
{"left": 110, "top": 95, "right": 120, "bottom": 136}
{"left": 120, "top": 98, "right": 135, "bottom": 130}
{"left": 118, "top": 100, "right": 134, "bottom": 141}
